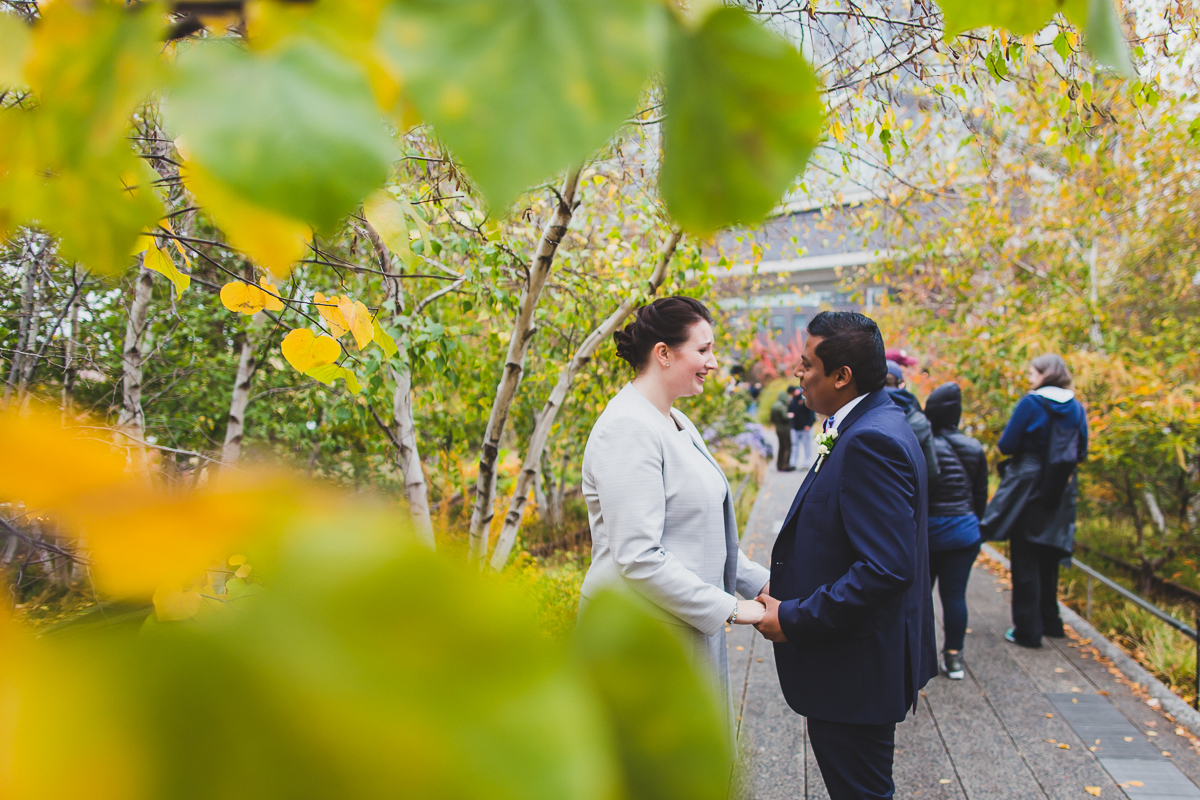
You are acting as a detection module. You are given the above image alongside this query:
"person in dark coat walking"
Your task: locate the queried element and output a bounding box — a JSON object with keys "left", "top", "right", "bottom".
{"left": 788, "top": 386, "right": 817, "bottom": 469}
{"left": 981, "top": 354, "right": 1089, "bottom": 648}
{"left": 923, "top": 383, "right": 988, "bottom": 680}
{"left": 769, "top": 389, "right": 795, "bottom": 472}
{"left": 885, "top": 361, "right": 940, "bottom": 484}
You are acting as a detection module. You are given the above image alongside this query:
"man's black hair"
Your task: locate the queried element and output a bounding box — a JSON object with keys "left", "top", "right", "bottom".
{"left": 806, "top": 311, "right": 887, "bottom": 393}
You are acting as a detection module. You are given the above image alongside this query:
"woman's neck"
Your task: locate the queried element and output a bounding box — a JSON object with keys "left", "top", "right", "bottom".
{"left": 631, "top": 373, "right": 676, "bottom": 420}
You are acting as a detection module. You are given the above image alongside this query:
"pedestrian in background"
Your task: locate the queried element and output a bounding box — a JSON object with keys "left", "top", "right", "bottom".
{"left": 981, "top": 354, "right": 1089, "bottom": 648}
{"left": 884, "top": 361, "right": 940, "bottom": 484}
{"left": 769, "top": 388, "right": 795, "bottom": 472}
{"left": 788, "top": 386, "right": 816, "bottom": 469}
{"left": 923, "top": 382, "right": 987, "bottom": 680}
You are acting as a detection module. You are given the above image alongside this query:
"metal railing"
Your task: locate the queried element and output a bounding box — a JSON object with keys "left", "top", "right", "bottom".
{"left": 1070, "top": 557, "right": 1199, "bottom": 710}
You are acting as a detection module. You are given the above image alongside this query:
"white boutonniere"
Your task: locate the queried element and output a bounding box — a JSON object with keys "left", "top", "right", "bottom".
{"left": 812, "top": 429, "right": 839, "bottom": 473}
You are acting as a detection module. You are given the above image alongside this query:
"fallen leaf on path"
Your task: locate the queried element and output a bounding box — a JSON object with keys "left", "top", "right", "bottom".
{"left": 1084, "top": 787, "right": 1100, "bottom": 797}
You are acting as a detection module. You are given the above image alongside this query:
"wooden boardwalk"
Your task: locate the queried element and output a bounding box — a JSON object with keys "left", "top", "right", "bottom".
{"left": 731, "top": 466, "right": 1200, "bottom": 800}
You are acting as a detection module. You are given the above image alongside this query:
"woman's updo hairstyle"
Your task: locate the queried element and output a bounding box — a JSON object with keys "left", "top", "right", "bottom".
{"left": 613, "top": 296, "right": 713, "bottom": 370}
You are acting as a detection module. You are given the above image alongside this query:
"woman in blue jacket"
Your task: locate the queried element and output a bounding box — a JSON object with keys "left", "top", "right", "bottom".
{"left": 981, "top": 354, "right": 1089, "bottom": 648}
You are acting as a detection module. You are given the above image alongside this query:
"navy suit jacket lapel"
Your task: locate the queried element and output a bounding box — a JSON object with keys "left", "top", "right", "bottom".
{"left": 775, "top": 389, "right": 891, "bottom": 542}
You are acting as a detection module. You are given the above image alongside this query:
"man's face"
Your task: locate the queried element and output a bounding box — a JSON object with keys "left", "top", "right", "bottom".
{"left": 793, "top": 335, "right": 844, "bottom": 416}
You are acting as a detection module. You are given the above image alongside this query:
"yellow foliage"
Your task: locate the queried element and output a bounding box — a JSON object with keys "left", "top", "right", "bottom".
{"left": 337, "top": 295, "right": 375, "bottom": 349}
{"left": 281, "top": 328, "right": 342, "bottom": 372}
{"left": 143, "top": 245, "right": 190, "bottom": 299}
{"left": 260, "top": 279, "right": 286, "bottom": 311}
{"left": 0, "top": 409, "right": 301, "bottom": 599}
{"left": 313, "top": 291, "right": 350, "bottom": 338}
{"left": 220, "top": 280, "right": 267, "bottom": 315}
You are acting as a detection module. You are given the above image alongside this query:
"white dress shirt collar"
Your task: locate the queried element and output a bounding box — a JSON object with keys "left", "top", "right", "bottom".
{"left": 824, "top": 392, "right": 870, "bottom": 434}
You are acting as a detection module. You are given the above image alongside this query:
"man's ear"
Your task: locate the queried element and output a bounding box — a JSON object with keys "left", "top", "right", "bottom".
{"left": 834, "top": 366, "right": 855, "bottom": 392}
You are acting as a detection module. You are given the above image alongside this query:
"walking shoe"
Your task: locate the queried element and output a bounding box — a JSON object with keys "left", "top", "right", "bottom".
{"left": 1004, "top": 628, "right": 1042, "bottom": 648}
{"left": 942, "top": 651, "right": 965, "bottom": 680}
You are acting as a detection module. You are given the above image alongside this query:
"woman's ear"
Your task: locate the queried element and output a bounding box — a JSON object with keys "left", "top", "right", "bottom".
{"left": 654, "top": 342, "right": 670, "bottom": 368}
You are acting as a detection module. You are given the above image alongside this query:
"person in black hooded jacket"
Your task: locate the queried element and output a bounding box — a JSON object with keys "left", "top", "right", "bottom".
{"left": 923, "top": 382, "right": 988, "bottom": 680}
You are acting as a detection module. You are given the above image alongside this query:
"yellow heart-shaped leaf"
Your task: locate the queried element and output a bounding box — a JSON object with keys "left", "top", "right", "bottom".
{"left": 144, "top": 245, "right": 190, "bottom": 299}
{"left": 260, "top": 279, "right": 285, "bottom": 312}
{"left": 220, "top": 281, "right": 266, "bottom": 315}
{"left": 313, "top": 291, "right": 349, "bottom": 338}
{"left": 337, "top": 295, "right": 374, "bottom": 350}
{"left": 281, "top": 328, "right": 341, "bottom": 373}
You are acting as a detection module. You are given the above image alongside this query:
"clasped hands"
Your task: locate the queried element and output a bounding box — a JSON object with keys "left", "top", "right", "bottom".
{"left": 731, "top": 584, "right": 786, "bottom": 642}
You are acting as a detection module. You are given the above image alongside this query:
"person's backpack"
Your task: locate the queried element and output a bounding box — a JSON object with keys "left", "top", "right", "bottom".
{"left": 1035, "top": 396, "right": 1080, "bottom": 510}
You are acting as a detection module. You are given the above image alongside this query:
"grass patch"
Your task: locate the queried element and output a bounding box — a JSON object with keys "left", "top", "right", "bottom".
{"left": 1060, "top": 570, "right": 1198, "bottom": 706}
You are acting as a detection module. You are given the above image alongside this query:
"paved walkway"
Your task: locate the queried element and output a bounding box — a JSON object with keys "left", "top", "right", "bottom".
{"left": 731, "top": 465, "right": 1200, "bottom": 800}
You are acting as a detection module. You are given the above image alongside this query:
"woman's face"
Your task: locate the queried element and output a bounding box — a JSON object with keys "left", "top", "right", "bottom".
{"left": 1027, "top": 366, "right": 1043, "bottom": 390}
{"left": 662, "top": 320, "right": 718, "bottom": 398}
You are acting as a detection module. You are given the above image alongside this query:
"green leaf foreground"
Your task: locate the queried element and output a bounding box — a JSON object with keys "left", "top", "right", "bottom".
{"left": 376, "top": 0, "right": 665, "bottom": 213}
{"left": 0, "top": 0, "right": 1135, "bottom": 272}
{"left": 939, "top": 0, "right": 1135, "bottom": 77}
{"left": 661, "top": 7, "right": 823, "bottom": 236}
{"left": 164, "top": 38, "right": 397, "bottom": 234}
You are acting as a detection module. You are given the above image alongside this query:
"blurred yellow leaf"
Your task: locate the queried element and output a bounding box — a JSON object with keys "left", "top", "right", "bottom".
{"left": 281, "top": 328, "right": 341, "bottom": 373}
{"left": 0, "top": 14, "right": 30, "bottom": 87}
{"left": 260, "top": 279, "right": 285, "bottom": 312}
{"left": 337, "top": 295, "right": 374, "bottom": 349}
{"left": 314, "top": 291, "right": 350, "bottom": 338}
{"left": 144, "top": 245, "right": 190, "bottom": 299}
{"left": 234, "top": 564, "right": 252, "bottom": 579}
{"left": 228, "top": 554, "right": 246, "bottom": 566}
{"left": 180, "top": 156, "right": 310, "bottom": 276}
{"left": 1085, "top": 788, "right": 1101, "bottom": 797}
{"left": 0, "top": 1, "right": 165, "bottom": 273}
{"left": 220, "top": 281, "right": 267, "bottom": 315}
{"left": 363, "top": 188, "right": 417, "bottom": 266}
{"left": 153, "top": 586, "right": 204, "bottom": 622}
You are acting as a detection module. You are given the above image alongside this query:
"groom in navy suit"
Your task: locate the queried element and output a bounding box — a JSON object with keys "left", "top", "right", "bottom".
{"left": 755, "top": 311, "right": 937, "bottom": 800}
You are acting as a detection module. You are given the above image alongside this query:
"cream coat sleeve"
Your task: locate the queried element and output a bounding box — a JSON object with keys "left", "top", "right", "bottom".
{"left": 587, "top": 417, "right": 737, "bottom": 636}
{"left": 735, "top": 548, "right": 771, "bottom": 599}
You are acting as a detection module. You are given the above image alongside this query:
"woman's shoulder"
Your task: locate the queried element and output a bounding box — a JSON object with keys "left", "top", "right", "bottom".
{"left": 590, "top": 387, "right": 666, "bottom": 440}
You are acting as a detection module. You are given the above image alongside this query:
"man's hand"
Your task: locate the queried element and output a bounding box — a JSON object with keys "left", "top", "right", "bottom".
{"left": 754, "top": 592, "right": 787, "bottom": 642}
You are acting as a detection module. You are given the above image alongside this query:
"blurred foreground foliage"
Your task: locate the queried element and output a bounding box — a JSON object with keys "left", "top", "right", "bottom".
{"left": 0, "top": 408, "right": 731, "bottom": 799}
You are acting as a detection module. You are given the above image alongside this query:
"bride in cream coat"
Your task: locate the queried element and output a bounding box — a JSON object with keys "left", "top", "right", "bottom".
{"left": 579, "top": 296, "right": 769, "bottom": 714}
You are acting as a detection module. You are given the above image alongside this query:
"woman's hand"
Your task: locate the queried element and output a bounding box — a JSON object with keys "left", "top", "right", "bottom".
{"left": 733, "top": 598, "right": 766, "bottom": 625}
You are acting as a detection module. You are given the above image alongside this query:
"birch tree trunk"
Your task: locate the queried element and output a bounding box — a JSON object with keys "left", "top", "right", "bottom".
{"left": 362, "top": 219, "right": 437, "bottom": 549}
{"left": 117, "top": 263, "right": 154, "bottom": 444}
{"left": 61, "top": 299, "right": 80, "bottom": 423}
{"left": 3, "top": 237, "right": 40, "bottom": 408}
{"left": 221, "top": 321, "right": 259, "bottom": 466}
{"left": 467, "top": 167, "right": 582, "bottom": 563}
{"left": 489, "top": 229, "right": 680, "bottom": 570}
{"left": 391, "top": 362, "right": 435, "bottom": 548}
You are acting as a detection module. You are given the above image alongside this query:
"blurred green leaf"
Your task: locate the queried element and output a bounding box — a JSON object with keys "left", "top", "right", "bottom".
{"left": 376, "top": 0, "right": 664, "bottom": 211}
{"left": 164, "top": 38, "right": 397, "bottom": 234}
{"left": 575, "top": 590, "right": 731, "bottom": 800}
{"left": 661, "top": 7, "right": 823, "bottom": 235}
{"left": 939, "top": 0, "right": 1133, "bottom": 77}
{"left": 135, "top": 540, "right": 616, "bottom": 800}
